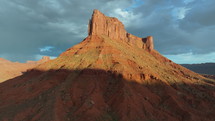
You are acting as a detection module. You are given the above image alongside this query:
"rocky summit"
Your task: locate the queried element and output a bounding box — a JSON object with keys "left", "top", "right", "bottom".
{"left": 0, "top": 10, "right": 214, "bottom": 121}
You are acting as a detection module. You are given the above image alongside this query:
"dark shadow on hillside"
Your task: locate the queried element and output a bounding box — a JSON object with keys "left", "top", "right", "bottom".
{"left": 0, "top": 68, "right": 215, "bottom": 121}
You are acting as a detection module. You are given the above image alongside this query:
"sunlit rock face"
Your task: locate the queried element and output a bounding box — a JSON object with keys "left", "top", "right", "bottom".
{"left": 88, "top": 9, "right": 154, "bottom": 51}
{"left": 0, "top": 56, "right": 50, "bottom": 82}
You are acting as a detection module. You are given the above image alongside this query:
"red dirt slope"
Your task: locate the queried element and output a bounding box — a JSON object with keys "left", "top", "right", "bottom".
{"left": 0, "top": 10, "right": 214, "bottom": 121}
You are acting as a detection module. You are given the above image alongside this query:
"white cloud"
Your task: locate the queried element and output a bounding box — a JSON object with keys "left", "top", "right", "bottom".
{"left": 172, "top": 7, "right": 191, "bottom": 19}
{"left": 110, "top": 8, "right": 142, "bottom": 28}
{"left": 39, "top": 46, "right": 54, "bottom": 52}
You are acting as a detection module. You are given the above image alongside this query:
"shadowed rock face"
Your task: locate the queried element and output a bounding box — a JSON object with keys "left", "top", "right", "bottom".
{"left": 88, "top": 9, "right": 154, "bottom": 51}
{"left": 0, "top": 10, "right": 214, "bottom": 121}
{"left": 0, "top": 69, "right": 214, "bottom": 121}
{"left": 143, "top": 36, "right": 154, "bottom": 51}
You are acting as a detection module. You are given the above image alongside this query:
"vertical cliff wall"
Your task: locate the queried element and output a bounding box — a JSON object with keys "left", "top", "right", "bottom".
{"left": 88, "top": 9, "right": 154, "bottom": 52}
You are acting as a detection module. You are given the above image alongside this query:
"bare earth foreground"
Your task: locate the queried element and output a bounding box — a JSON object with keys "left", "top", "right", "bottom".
{"left": 0, "top": 10, "right": 214, "bottom": 121}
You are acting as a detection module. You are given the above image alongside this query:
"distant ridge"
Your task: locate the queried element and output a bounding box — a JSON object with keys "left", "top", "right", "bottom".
{"left": 181, "top": 63, "right": 215, "bottom": 75}
{"left": 0, "top": 56, "right": 50, "bottom": 82}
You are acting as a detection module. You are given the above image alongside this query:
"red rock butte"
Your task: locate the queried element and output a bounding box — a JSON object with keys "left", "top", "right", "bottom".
{"left": 88, "top": 9, "right": 154, "bottom": 51}
{"left": 0, "top": 10, "right": 214, "bottom": 121}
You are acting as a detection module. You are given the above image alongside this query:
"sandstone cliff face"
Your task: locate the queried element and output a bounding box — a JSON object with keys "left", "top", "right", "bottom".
{"left": 88, "top": 10, "right": 127, "bottom": 41}
{"left": 88, "top": 9, "right": 154, "bottom": 51}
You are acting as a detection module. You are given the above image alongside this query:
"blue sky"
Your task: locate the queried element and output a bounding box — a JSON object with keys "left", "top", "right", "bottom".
{"left": 0, "top": 0, "right": 214, "bottom": 64}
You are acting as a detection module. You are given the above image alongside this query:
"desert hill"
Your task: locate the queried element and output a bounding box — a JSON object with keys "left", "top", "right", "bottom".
{"left": 0, "top": 56, "right": 50, "bottom": 82}
{"left": 0, "top": 10, "right": 214, "bottom": 121}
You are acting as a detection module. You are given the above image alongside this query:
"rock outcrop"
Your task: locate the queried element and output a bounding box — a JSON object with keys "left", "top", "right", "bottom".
{"left": 143, "top": 36, "right": 154, "bottom": 51}
{"left": 27, "top": 56, "right": 50, "bottom": 64}
{"left": 88, "top": 9, "right": 154, "bottom": 51}
{"left": 41, "top": 56, "right": 51, "bottom": 61}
